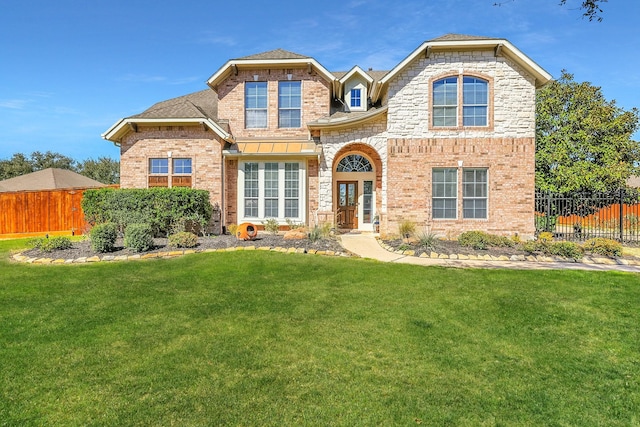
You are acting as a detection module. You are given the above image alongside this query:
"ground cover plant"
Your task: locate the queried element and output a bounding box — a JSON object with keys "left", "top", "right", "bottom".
{"left": 1, "top": 242, "right": 639, "bottom": 425}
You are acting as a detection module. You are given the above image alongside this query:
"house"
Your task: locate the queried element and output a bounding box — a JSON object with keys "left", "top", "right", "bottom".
{"left": 102, "top": 34, "right": 552, "bottom": 238}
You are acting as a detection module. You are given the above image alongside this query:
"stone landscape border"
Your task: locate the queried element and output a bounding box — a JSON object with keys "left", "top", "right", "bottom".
{"left": 11, "top": 246, "right": 350, "bottom": 265}
{"left": 376, "top": 239, "right": 640, "bottom": 267}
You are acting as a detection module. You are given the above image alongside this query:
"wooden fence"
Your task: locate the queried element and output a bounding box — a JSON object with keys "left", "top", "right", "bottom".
{"left": 0, "top": 186, "right": 115, "bottom": 237}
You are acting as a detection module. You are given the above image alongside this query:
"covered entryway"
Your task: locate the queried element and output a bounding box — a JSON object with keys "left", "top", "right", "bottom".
{"left": 333, "top": 149, "right": 380, "bottom": 232}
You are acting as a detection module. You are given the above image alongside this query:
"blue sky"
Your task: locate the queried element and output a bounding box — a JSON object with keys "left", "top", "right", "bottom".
{"left": 1, "top": 0, "right": 638, "bottom": 162}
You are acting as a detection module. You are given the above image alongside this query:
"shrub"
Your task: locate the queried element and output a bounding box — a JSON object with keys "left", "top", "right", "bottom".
{"left": 90, "top": 223, "right": 118, "bottom": 253}
{"left": 124, "top": 223, "right": 154, "bottom": 253}
{"left": 309, "top": 222, "right": 333, "bottom": 242}
{"left": 398, "top": 220, "right": 416, "bottom": 238}
{"left": 262, "top": 218, "right": 280, "bottom": 235}
{"left": 285, "top": 218, "right": 304, "bottom": 229}
{"left": 547, "top": 241, "right": 584, "bottom": 260}
{"left": 29, "top": 236, "right": 73, "bottom": 253}
{"left": 227, "top": 224, "right": 238, "bottom": 236}
{"left": 416, "top": 229, "right": 439, "bottom": 251}
{"left": 82, "top": 187, "right": 213, "bottom": 237}
{"left": 458, "top": 231, "right": 514, "bottom": 250}
{"left": 537, "top": 232, "right": 554, "bottom": 243}
{"left": 583, "top": 238, "right": 622, "bottom": 257}
{"left": 168, "top": 231, "right": 198, "bottom": 248}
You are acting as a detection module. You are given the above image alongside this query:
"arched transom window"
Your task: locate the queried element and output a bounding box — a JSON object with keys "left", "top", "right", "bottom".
{"left": 336, "top": 154, "right": 373, "bottom": 172}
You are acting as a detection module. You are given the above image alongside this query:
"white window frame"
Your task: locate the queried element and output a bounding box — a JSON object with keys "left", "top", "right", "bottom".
{"left": 245, "top": 81, "right": 268, "bottom": 129}
{"left": 278, "top": 81, "right": 301, "bottom": 128}
{"left": 432, "top": 168, "right": 458, "bottom": 219}
{"left": 238, "top": 160, "right": 306, "bottom": 224}
{"left": 462, "top": 168, "right": 488, "bottom": 219}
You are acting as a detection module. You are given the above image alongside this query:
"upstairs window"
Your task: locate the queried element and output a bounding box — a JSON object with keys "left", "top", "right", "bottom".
{"left": 279, "top": 81, "right": 301, "bottom": 128}
{"left": 350, "top": 88, "right": 361, "bottom": 108}
{"left": 245, "top": 82, "right": 267, "bottom": 128}
{"left": 432, "top": 75, "right": 489, "bottom": 128}
{"left": 432, "top": 77, "right": 458, "bottom": 127}
{"left": 463, "top": 77, "right": 488, "bottom": 126}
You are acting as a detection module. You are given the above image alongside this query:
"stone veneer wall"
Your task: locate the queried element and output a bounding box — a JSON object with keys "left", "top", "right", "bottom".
{"left": 386, "top": 50, "right": 537, "bottom": 138}
{"left": 317, "top": 114, "right": 388, "bottom": 223}
{"left": 119, "top": 125, "right": 224, "bottom": 205}
{"left": 216, "top": 68, "right": 331, "bottom": 139}
{"left": 386, "top": 137, "right": 536, "bottom": 238}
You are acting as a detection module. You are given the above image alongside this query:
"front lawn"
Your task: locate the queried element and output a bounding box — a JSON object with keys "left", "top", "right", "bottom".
{"left": 1, "top": 246, "right": 639, "bottom": 425}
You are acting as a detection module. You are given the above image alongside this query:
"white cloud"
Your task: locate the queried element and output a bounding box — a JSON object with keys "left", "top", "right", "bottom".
{"left": 0, "top": 99, "right": 30, "bottom": 109}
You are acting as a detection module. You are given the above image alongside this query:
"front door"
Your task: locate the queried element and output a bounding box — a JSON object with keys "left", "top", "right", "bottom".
{"left": 337, "top": 181, "right": 357, "bottom": 229}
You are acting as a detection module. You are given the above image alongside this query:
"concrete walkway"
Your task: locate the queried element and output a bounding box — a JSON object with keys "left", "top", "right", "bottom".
{"left": 339, "top": 233, "right": 640, "bottom": 273}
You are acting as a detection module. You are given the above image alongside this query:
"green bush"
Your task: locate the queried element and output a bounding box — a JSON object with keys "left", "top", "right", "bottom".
{"left": 124, "top": 223, "right": 154, "bottom": 253}
{"left": 89, "top": 223, "right": 118, "bottom": 253}
{"left": 168, "top": 231, "right": 198, "bottom": 248}
{"left": 547, "top": 241, "right": 584, "bottom": 260}
{"left": 262, "top": 218, "right": 280, "bottom": 235}
{"left": 82, "top": 187, "right": 213, "bottom": 237}
{"left": 29, "top": 236, "right": 73, "bottom": 253}
{"left": 458, "top": 231, "right": 514, "bottom": 250}
{"left": 583, "top": 238, "right": 622, "bottom": 257}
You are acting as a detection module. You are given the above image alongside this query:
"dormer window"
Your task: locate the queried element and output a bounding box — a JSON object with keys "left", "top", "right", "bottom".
{"left": 350, "top": 89, "right": 361, "bottom": 108}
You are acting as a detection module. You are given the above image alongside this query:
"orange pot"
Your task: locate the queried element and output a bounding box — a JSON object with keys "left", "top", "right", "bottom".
{"left": 236, "top": 222, "right": 258, "bottom": 241}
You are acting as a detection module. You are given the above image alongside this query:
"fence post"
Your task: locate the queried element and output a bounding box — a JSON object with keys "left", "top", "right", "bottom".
{"left": 546, "top": 190, "right": 552, "bottom": 232}
{"left": 620, "top": 188, "right": 624, "bottom": 242}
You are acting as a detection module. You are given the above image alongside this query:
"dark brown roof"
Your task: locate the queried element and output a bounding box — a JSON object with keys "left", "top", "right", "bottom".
{"left": 428, "top": 33, "right": 501, "bottom": 42}
{"left": 0, "top": 168, "right": 107, "bottom": 192}
{"left": 130, "top": 90, "right": 218, "bottom": 120}
{"left": 236, "top": 49, "right": 310, "bottom": 61}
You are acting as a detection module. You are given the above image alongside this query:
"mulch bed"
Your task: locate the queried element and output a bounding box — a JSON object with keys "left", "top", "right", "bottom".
{"left": 21, "top": 233, "right": 346, "bottom": 260}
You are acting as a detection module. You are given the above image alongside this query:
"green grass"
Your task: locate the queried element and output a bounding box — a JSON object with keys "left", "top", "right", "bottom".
{"left": 1, "top": 244, "right": 640, "bottom": 425}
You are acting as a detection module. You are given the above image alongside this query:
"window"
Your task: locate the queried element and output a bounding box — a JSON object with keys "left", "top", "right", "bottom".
{"left": 463, "top": 168, "right": 488, "bottom": 219}
{"left": 172, "top": 158, "right": 192, "bottom": 187}
{"left": 336, "top": 154, "right": 373, "bottom": 172}
{"left": 245, "top": 82, "right": 267, "bottom": 128}
{"left": 432, "top": 75, "right": 489, "bottom": 127}
{"left": 279, "top": 81, "right": 301, "bottom": 128}
{"left": 244, "top": 163, "right": 259, "bottom": 217}
{"left": 432, "top": 168, "right": 458, "bottom": 219}
{"left": 463, "top": 77, "right": 488, "bottom": 126}
{"left": 149, "top": 158, "right": 169, "bottom": 187}
{"left": 264, "top": 162, "right": 279, "bottom": 218}
{"left": 432, "top": 77, "right": 458, "bottom": 127}
{"left": 284, "top": 163, "right": 299, "bottom": 218}
{"left": 363, "top": 180, "right": 373, "bottom": 223}
{"left": 149, "top": 158, "right": 168, "bottom": 174}
{"left": 350, "top": 88, "right": 361, "bottom": 108}
{"left": 240, "top": 162, "right": 303, "bottom": 220}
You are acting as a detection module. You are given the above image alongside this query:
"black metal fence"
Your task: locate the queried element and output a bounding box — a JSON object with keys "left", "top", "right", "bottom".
{"left": 535, "top": 189, "right": 640, "bottom": 243}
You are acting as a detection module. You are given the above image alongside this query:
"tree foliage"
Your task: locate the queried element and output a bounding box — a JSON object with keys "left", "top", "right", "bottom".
{"left": 0, "top": 151, "right": 120, "bottom": 184}
{"left": 559, "top": 0, "right": 607, "bottom": 22}
{"left": 536, "top": 71, "right": 640, "bottom": 193}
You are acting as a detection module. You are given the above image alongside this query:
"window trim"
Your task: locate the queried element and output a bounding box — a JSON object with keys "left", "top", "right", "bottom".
{"left": 245, "top": 81, "right": 268, "bottom": 129}
{"left": 429, "top": 71, "right": 493, "bottom": 131}
{"left": 432, "top": 168, "right": 458, "bottom": 220}
{"left": 462, "top": 168, "right": 488, "bottom": 219}
{"left": 278, "top": 81, "right": 302, "bottom": 128}
{"left": 147, "top": 156, "right": 193, "bottom": 188}
{"left": 238, "top": 160, "right": 306, "bottom": 223}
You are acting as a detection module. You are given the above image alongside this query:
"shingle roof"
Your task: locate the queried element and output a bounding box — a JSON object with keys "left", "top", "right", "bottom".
{"left": 130, "top": 89, "right": 218, "bottom": 120}
{"left": 0, "top": 168, "right": 107, "bottom": 192}
{"left": 428, "top": 33, "right": 501, "bottom": 42}
{"left": 236, "top": 48, "right": 310, "bottom": 61}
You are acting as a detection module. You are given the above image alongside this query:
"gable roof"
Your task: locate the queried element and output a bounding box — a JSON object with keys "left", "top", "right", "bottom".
{"left": 236, "top": 48, "right": 310, "bottom": 61}
{"left": 377, "top": 33, "right": 552, "bottom": 91}
{"left": 207, "top": 49, "right": 336, "bottom": 90}
{"left": 0, "top": 168, "right": 107, "bottom": 193}
{"left": 102, "top": 90, "right": 231, "bottom": 144}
